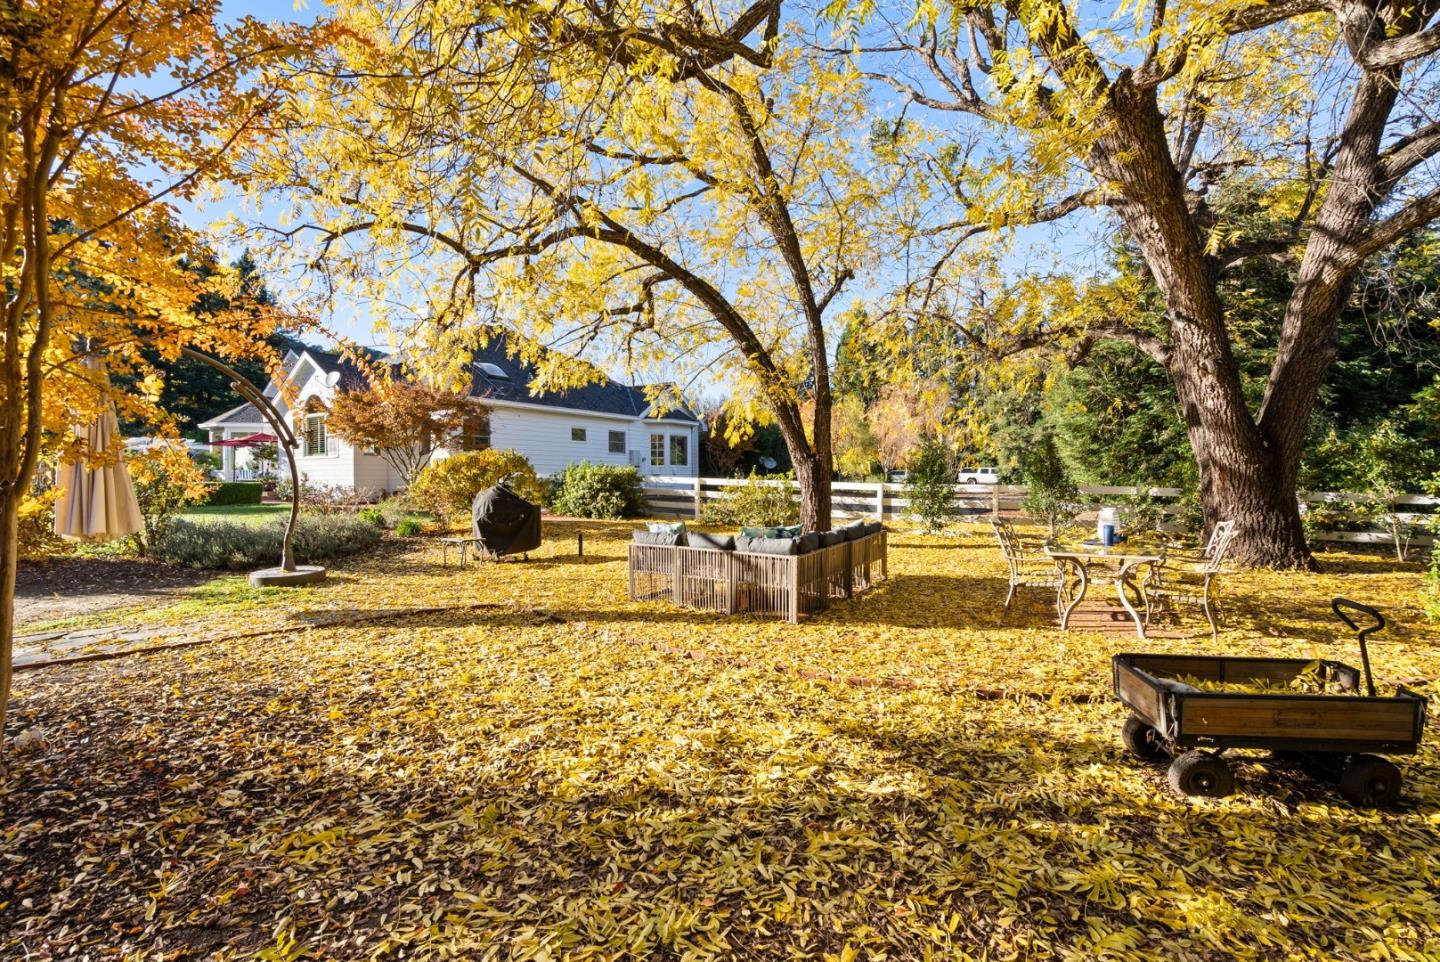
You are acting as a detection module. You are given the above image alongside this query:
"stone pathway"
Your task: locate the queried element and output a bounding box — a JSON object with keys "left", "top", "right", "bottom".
{"left": 13, "top": 624, "right": 197, "bottom": 668}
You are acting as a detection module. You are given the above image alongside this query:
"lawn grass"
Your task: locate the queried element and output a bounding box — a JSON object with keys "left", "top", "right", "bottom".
{"left": 180, "top": 501, "right": 294, "bottom": 526}
{"left": 5, "top": 520, "right": 1438, "bottom": 960}
{"left": 16, "top": 575, "right": 290, "bottom": 638}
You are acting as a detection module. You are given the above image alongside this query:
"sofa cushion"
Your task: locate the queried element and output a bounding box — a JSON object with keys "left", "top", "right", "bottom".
{"left": 633, "top": 529, "right": 685, "bottom": 547}
{"left": 797, "top": 532, "right": 821, "bottom": 554}
{"left": 736, "top": 535, "right": 801, "bottom": 556}
{"left": 777, "top": 524, "right": 803, "bottom": 539}
{"left": 648, "top": 521, "right": 687, "bottom": 537}
{"left": 840, "top": 520, "right": 870, "bottom": 541}
{"left": 740, "top": 525, "right": 783, "bottom": 539}
{"left": 817, "top": 530, "right": 847, "bottom": 547}
{"left": 689, "top": 532, "right": 736, "bottom": 551}
{"left": 863, "top": 521, "right": 885, "bottom": 538}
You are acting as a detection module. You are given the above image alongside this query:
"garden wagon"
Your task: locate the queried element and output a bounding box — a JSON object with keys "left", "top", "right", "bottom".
{"left": 1112, "top": 598, "right": 1427, "bottom": 807}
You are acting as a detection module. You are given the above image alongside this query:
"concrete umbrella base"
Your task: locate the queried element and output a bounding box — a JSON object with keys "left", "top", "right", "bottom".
{"left": 248, "top": 565, "right": 327, "bottom": 587}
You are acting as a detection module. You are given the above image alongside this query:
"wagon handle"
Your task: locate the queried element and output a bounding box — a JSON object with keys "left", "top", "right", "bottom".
{"left": 1332, "top": 598, "right": 1384, "bottom": 698}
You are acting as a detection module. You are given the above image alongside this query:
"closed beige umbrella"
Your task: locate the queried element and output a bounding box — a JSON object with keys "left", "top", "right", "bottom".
{"left": 53, "top": 356, "right": 143, "bottom": 542}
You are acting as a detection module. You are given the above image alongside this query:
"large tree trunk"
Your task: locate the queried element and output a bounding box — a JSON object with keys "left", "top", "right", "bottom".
{"left": 792, "top": 448, "right": 833, "bottom": 533}
{"left": 1170, "top": 358, "right": 1313, "bottom": 567}
{"left": 1095, "top": 76, "right": 1318, "bottom": 566}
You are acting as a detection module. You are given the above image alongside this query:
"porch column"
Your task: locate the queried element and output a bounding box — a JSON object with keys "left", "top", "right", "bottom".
{"left": 222, "top": 433, "right": 236, "bottom": 480}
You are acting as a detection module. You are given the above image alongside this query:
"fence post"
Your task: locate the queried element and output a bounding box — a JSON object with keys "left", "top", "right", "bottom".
{"left": 875, "top": 483, "right": 885, "bottom": 520}
{"left": 692, "top": 476, "right": 702, "bottom": 519}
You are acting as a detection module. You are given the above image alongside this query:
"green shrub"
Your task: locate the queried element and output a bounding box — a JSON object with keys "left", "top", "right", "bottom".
{"left": 905, "top": 437, "right": 957, "bottom": 532}
{"left": 129, "top": 445, "right": 211, "bottom": 555}
{"left": 203, "top": 481, "right": 263, "bottom": 506}
{"left": 409, "top": 450, "right": 543, "bottom": 520}
{"left": 699, "top": 471, "right": 800, "bottom": 527}
{"left": 1020, "top": 434, "right": 1081, "bottom": 538}
{"left": 551, "top": 462, "right": 647, "bottom": 519}
{"left": 1114, "top": 492, "right": 1169, "bottom": 537}
{"left": 374, "top": 496, "right": 414, "bottom": 528}
{"left": 357, "top": 507, "right": 386, "bottom": 528}
{"left": 153, "top": 514, "right": 383, "bottom": 569}
{"left": 395, "top": 518, "right": 424, "bottom": 537}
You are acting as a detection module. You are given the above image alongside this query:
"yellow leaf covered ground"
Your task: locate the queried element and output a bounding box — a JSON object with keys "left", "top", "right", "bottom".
{"left": 3, "top": 521, "right": 1439, "bottom": 960}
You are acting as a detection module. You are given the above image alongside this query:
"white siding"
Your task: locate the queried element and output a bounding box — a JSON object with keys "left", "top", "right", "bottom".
{"left": 632, "top": 420, "right": 699, "bottom": 477}
{"left": 487, "top": 406, "right": 635, "bottom": 477}
{"left": 228, "top": 352, "right": 700, "bottom": 489}
{"left": 284, "top": 359, "right": 368, "bottom": 492}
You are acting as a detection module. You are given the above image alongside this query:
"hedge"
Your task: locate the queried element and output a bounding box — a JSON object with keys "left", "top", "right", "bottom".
{"left": 203, "top": 481, "right": 264, "bottom": 506}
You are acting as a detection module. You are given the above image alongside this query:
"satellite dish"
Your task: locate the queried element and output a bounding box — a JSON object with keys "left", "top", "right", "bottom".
{"left": 325, "top": 370, "right": 341, "bottom": 388}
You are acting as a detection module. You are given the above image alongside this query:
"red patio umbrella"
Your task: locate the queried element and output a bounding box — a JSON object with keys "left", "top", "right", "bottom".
{"left": 210, "top": 432, "right": 278, "bottom": 447}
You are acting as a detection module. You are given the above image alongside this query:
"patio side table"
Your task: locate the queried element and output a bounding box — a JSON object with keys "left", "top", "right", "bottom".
{"left": 439, "top": 537, "right": 480, "bottom": 568}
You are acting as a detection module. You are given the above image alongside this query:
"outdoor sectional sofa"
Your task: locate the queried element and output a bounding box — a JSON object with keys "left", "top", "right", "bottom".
{"left": 627, "top": 520, "right": 888, "bottom": 622}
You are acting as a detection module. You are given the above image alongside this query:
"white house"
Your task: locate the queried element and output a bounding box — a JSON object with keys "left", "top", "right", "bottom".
{"left": 198, "top": 338, "right": 701, "bottom": 492}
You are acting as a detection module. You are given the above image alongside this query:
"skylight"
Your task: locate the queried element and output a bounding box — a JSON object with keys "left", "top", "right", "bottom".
{"left": 476, "top": 361, "right": 510, "bottom": 380}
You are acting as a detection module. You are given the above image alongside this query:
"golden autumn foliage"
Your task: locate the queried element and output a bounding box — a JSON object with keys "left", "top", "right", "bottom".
{"left": 0, "top": 0, "right": 326, "bottom": 735}
{"left": 242, "top": 0, "right": 880, "bottom": 529}
{"left": 126, "top": 444, "right": 211, "bottom": 553}
{"left": 844, "top": 0, "right": 1440, "bottom": 567}
{"left": 3, "top": 522, "right": 1438, "bottom": 958}
{"left": 408, "top": 449, "right": 545, "bottom": 520}
{"left": 326, "top": 379, "right": 482, "bottom": 490}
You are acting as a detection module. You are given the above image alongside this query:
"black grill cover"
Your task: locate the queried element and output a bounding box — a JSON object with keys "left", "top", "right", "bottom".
{"left": 471, "top": 484, "right": 541, "bottom": 558}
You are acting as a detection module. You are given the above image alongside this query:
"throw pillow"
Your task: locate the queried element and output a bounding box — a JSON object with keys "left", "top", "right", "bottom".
{"left": 633, "top": 529, "right": 684, "bottom": 547}
{"left": 689, "top": 532, "right": 736, "bottom": 551}
{"left": 735, "top": 535, "right": 801, "bottom": 556}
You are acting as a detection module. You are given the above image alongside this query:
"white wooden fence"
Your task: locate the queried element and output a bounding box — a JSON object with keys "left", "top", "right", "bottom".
{"left": 641, "top": 476, "right": 1439, "bottom": 549}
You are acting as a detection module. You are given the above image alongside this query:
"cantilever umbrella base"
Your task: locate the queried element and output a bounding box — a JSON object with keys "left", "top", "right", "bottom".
{"left": 249, "top": 565, "right": 327, "bottom": 587}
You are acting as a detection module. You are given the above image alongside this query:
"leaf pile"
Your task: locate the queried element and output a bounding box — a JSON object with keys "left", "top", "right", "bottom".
{"left": 3, "top": 521, "right": 1439, "bottom": 960}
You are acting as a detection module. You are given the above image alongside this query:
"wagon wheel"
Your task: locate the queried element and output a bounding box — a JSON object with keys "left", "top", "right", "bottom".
{"left": 1168, "top": 751, "right": 1234, "bottom": 798}
{"left": 1339, "top": 755, "right": 1402, "bottom": 808}
{"left": 1122, "top": 715, "right": 1168, "bottom": 762}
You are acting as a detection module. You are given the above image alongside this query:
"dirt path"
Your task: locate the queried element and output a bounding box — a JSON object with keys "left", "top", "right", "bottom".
{"left": 15, "top": 557, "right": 215, "bottom": 628}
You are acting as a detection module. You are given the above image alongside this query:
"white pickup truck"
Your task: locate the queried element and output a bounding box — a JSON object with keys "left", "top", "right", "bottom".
{"left": 956, "top": 466, "right": 1000, "bottom": 485}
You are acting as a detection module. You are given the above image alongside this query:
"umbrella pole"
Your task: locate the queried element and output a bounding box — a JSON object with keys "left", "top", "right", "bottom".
{"left": 178, "top": 348, "right": 321, "bottom": 585}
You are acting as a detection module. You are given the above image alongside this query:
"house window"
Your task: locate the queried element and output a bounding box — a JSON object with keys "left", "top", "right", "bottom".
{"left": 303, "top": 414, "right": 328, "bottom": 457}
{"left": 669, "top": 434, "right": 688, "bottom": 467}
{"left": 608, "top": 430, "right": 626, "bottom": 454}
{"left": 571, "top": 427, "right": 587, "bottom": 443}
{"left": 650, "top": 433, "right": 665, "bottom": 465}
{"left": 457, "top": 412, "right": 491, "bottom": 451}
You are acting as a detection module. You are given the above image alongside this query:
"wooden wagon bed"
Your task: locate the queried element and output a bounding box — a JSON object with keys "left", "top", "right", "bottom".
{"left": 627, "top": 530, "right": 888, "bottom": 622}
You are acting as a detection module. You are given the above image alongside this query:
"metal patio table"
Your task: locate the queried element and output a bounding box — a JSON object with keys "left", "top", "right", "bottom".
{"left": 1044, "top": 544, "right": 1164, "bottom": 639}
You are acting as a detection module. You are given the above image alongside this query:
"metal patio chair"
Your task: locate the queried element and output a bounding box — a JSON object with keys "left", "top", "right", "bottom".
{"left": 992, "top": 517, "right": 1062, "bottom": 610}
{"left": 1143, "top": 520, "right": 1237, "bottom": 640}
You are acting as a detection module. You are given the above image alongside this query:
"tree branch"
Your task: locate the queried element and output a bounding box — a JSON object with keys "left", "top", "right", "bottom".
{"left": 815, "top": 268, "right": 854, "bottom": 315}
{"left": 1342, "top": 188, "right": 1440, "bottom": 269}
{"left": 1378, "top": 120, "right": 1440, "bottom": 189}
{"left": 1087, "top": 319, "right": 1172, "bottom": 365}
{"left": 1359, "top": 22, "right": 1440, "bottom": 69}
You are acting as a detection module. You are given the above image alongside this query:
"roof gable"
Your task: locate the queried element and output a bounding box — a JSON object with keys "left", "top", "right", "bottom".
{"left": 466, "top": 335, "right": 698, "bottom": 422}
{"left": 201, "top": 338, "right": 698, "bottom": 426}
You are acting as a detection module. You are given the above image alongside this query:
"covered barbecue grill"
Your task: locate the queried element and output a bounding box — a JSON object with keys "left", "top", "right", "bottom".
{"left": 471, "top": 483, "right": 541, "bottom": 560}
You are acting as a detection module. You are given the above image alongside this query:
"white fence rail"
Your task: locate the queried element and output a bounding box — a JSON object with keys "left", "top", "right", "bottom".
{"left": 641, "top": 476, "right": 1438, "bottom": 549}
